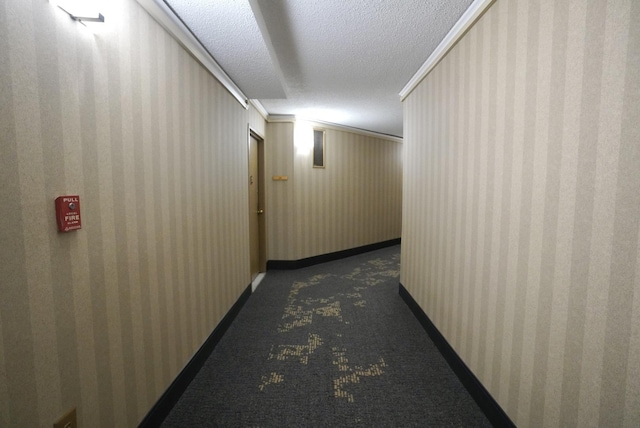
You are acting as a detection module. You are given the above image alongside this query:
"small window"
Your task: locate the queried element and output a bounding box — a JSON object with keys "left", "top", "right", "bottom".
{"left": 313, "top": 129, "right": 325, "bottom": 168}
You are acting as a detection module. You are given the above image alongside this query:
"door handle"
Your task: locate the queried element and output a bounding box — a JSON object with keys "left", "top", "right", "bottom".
{"left": 257, "top": 209, "right": 264, "bottom": 215}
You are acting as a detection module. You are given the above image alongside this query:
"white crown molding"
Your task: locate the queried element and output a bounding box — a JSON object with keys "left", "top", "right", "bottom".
{"left": 266, "top": 115, "right": 402, "bottom": 143}
{"left": 303, "top": 119, "right": 403, "bottom": 143}
{"left": 249, "top": 100, "right": 269, "bottom": 120}
{"left": 136, "top": 0, "right": 248, "bottom": 109}
{"left": 266, "top": 114, "right": 297, "bottom": 123}
{"left": 399, "top": 0, "right": 494, "bottom": 101}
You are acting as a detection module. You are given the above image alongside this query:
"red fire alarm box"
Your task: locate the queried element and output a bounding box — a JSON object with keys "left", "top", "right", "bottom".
{"left": 55, "top": 195, "right": 82, "bottom": 232}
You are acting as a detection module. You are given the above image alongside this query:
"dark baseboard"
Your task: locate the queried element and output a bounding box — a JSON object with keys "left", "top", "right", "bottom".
{"left": 267, "top": 238, "right": 401, "bottom": 270}
{"left": 138, "top": 284, "right": 252, "bottom": 427}
{"left": 398, "top": 283, "right": 515, "bottom": 428}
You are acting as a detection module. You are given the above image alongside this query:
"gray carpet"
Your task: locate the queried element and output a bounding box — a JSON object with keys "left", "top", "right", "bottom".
{"left": 161, "top": 246, "right": 491, "bottom": 427}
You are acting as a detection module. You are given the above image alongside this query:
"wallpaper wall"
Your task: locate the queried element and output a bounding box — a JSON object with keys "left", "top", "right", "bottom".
{"left": 0, "top": 0, "right": 264, "bottom": 426}
{"left": 266, "top": 121, "right": 402, "bottom": 261}
{"left": 265, "top": 122, "right": 296, "bottom": 261}
{"left": 401, "top": 0, "right": 639, "bottom": 426}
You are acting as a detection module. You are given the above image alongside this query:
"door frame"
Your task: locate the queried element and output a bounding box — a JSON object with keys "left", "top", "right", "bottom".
{"left": 247, "top": 126, "right": 267, "bottom": 276}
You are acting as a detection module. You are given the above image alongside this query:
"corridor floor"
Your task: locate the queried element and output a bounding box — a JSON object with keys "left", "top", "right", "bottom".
{"left": 161, "top": 246, "right": 490, "bottom": 427}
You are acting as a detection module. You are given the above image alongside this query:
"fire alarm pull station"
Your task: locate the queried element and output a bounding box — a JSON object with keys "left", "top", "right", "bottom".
{"left": 55, "top": 195, "right": 82, "bottom": 232}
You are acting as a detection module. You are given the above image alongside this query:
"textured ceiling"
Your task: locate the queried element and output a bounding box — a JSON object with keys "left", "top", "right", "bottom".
{"left": 164, "top": 0, "right": 475, "bottom": 137}
{"left": 165, "top": 0, "right": 286, "bottom": 98}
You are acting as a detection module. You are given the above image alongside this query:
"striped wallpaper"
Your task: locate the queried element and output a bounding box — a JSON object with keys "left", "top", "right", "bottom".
{"left": 401, "top": 0, "right": 640, "bottom": 426}
{"left": 266, "top": 121, "right": 402, "bottom": 261}
{"left": 265, "top": 122, "right": 296, "bottom": 261}
{"left": 0, "top": 0, "right": 264, "bottom": 426}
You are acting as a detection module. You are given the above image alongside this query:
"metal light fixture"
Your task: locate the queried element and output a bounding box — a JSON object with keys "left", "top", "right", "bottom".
{"left": 51, "top": 0, "right": 104, "bottom": 24}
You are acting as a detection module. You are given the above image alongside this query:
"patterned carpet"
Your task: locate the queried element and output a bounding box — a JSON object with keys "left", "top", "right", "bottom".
{"left": 161, "top": 246, "right": 491, "bottom": 427}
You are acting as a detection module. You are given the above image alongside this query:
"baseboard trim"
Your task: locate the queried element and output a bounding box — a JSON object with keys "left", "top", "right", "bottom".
{"left": 267, "top": 238, "right": 401, "bottom": 270}
{"left": 398, "top": 283, "right": 515, "bottom": 428}
{"left": 138, "top": 284, "right": 252, "bottom": 427}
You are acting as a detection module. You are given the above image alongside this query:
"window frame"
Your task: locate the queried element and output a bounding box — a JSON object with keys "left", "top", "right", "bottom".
{"left": 312, "top": 128, "right": 326, "bottom": 168}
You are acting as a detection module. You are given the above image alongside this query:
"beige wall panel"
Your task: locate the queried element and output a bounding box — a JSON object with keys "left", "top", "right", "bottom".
{"left": 0, "top": 0, "right": 263, "bottom": 426}
{"left": 265, "top": 122, "right": 296, "bottom": 260}
{"left": 248, "top": 104, "right": 266, "bottom": 137}
{"left": 401, "top": 0, "right": 640, "bottom": 426}
{"left": 266, "top": 121, "right": 402, "bottom": 261}
{"left": 294, "top": 124, "right": 403, "bottom": 259}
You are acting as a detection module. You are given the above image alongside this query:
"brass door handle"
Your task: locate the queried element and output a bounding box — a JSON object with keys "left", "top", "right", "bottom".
{"left": 257, "top": 209, "right": 264, "bottom": 215}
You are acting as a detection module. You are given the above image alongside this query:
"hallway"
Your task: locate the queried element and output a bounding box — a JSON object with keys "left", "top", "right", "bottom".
{"left": 160, "top": 246, "right": 490, "bottom": 426}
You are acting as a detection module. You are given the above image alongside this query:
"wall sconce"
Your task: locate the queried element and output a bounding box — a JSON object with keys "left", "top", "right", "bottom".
{"left": 51, "top": 0, "right": 104, "bottom": 24}
{"left": 294, "top": 120, "right": 314, "bottom": 156}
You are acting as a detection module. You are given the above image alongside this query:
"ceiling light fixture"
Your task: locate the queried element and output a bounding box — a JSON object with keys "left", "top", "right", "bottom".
{"left": 51, "top": 0, "right": 104, "bottom": 24}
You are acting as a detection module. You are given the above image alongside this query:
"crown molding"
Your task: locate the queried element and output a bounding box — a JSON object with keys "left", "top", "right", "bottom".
{"left": 249, "top": 100, "right": 269, "bottom": 120}
{"left": 399, "top": 0, "right": 494, "bottom": 101}
{"left": 266, "top": 114, "right": 296, "bottom": 123}
{"left": 136, "top": 0, "right": 248, "bottom": 109}
{"left": 266, "top": 115, "right": 402, "bottom": 143}
{"left": 302, "top": 119, "right": 403, "bottom": 143}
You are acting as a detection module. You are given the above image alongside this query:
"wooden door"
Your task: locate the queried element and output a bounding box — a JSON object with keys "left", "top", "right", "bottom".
{"left": 249, "top": 132, "right": 266, "bottom": 280}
